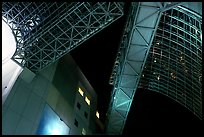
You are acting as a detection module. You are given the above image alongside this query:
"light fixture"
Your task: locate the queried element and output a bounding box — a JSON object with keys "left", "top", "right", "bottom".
{"left": 200, "top": 33, "right": 202, "bottom": 41}
{"left": 157, "top": 75, "right": 160, "bottom": 80}
{"left": 2, "top": 18, "right": 16, "bottom": 64}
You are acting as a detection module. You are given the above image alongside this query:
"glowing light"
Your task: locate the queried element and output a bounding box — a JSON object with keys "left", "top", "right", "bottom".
{"left": 78, "top": 87, "right": 84, "bottom": 96}
{"left": 36, "top": 105, "right": 70, "bottom": 135}
{"left": 96, "top": 111, "right": 100, "bottom": 119}
{"left": 2, "top": 19, "right": 16, "bottom": 63}
{"left": 157, "top": 76, "right": 160, "bottom": 80}
{"left": 49, "top": 128, "right": 60, "bottom": 135}
{"left": 2, "top": 18, "right": 23, "bottom": 105}
{"left": 44, "top": 118, "right": 69, "bottom": 135}
{"left": 153, "top": 47, "right": 156, "bottom": 55}
{"left": 154, "top": 58, "right": 157, "bottom": 63}
{"left": 82, "top": 128, "right": 86, "bottom": 135}
{"left": 85, "top": 96, "right": 90, "bottom": 105}
{"left": 170, "top": 72, "right": 176, "bottom": 79}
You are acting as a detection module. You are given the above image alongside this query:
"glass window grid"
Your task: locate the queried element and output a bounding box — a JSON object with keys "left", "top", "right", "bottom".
{"left": 160, "top": 15, "right": 202, "bottom": 45}
{"left": 139, "top": 8, "right": 202, "bottom": 119}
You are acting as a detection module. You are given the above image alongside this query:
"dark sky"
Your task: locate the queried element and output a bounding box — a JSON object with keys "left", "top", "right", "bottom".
{"left": 70, "top": 3, "right": 202, "bottom": 133}
{"left": 70, "top": 16, "right": 124, "bottom": 123}
{"left": 122, "top": 88, "right": 202, "bottom": 134}
{"left": 70, "top": 3, "right": 130, "bottom": 124}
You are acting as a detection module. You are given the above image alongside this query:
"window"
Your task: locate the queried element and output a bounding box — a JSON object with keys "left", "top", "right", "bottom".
{"left": 85, "top": 96, "right": 90, "bottom": 105}
{"left": 77, "top": 102, "right": 81, "bottom": 110}
{"left": 82, "top": 128, "right": 86, "bottom": 135}
{"left": 36, "top": 104, "right": 70, "bottom": 135}
{"left": 84, "top": 111, "right": 88, "bottom": 119}
{"left": 96, "top": 111, "right": 99, "bottom": 119}
{"left": 78, "top": 87, "right": 84, "bottom": 96}
{"left": 74, "top": 119, "right": 78, "bottom": 127}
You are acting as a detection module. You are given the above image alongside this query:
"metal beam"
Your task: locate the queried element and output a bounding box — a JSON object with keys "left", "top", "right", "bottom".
{"left": 106, "top": 2, "right": 164, "bottom": 134}
{"left": 2, "top": 2, "right": 124, "bottom": 73}
{"left": 161, "top": 2, "right": 183, "bottom": 12}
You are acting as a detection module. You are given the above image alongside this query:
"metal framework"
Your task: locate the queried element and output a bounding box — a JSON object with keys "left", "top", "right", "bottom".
{"left": 106, "top": 2, "right": 202, "bottom": 135}
{"left": 2, "top": 2, "right": 202, "bottom": 135}
{"left": 2, "top": 2, "right": 124, "bottom": 73}
{"left": 138, "top": 6, "right": 202, "bottom": 119}
{"left": 106, "top": 2, "right": 175, "bottom": 134}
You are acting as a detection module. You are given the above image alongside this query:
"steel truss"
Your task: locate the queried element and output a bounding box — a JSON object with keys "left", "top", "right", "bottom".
{"left": 106, "top": 2, "right": 183, "bottom": 134}
{"left": 2, "top": 2, "right": 124, "bottom": 73}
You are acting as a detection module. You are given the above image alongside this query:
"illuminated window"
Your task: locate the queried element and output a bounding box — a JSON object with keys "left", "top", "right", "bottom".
{"left": 85, "top": 96, "right": 90, "bottom": 105}
{"left": 96, "top": 111, "right": 99, "bottom": 119}
{"left": 157, "top": 75, "right": 160, "bottom": 80}
{"left": 36, "top": 104, "right": 70, "bottom": 135}
{"left": 78, "top": 87, "right": 84, "bottom": 96}
{"left": 82, "top": 128, "right": 86, "bottom": 135}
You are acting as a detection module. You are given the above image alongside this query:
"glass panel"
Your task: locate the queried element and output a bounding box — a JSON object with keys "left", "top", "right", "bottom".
{"left": 36, "top": 104, "right": 70, "bottom": 135}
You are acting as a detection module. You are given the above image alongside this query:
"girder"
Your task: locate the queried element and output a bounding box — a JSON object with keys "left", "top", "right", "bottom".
{"left": 2, "top": 2, "right": 124, "bottom": 73}
{"left": 106, "top": 2, "right": 183, "bottom": 134}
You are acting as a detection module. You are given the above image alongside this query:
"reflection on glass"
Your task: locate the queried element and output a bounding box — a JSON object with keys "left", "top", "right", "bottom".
{"left": 36, "top": 104, "right": 70, "bottom": 135}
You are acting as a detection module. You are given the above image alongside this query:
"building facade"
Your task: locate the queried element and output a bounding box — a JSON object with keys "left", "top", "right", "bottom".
{"left": 2, "top": 2, "right": 202, "bottom": 135}
{"left": 2, "top": 54, "right": 102, "bottom": 135}
{"left": 138, "top": 5, "right": 202, "bottom": 119}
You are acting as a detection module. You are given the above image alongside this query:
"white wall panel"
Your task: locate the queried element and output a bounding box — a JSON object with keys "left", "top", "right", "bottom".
{"left": 22, "top": 92, "right": 43, "bottom": 123}
{"left": 15, "top": 117, "right": 33, "bottom": 135}
{"left": 8, "top": 82, "right": 31, "bottom": 115}
{"left": 2, "top": 108, "right": 21, "bottom": 135}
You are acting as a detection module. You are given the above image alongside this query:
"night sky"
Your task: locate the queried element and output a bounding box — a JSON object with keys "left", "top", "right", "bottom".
{"left": 71, "top": 3, "right": 130, "bottom": 124}
{"left": 70, "top": 3, "right": 202, "bottom": 133}
{"left": 71, "top": 15, "right": 124, "bottom": 123}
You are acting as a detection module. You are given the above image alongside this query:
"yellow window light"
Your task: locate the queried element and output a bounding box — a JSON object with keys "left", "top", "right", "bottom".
{"left": 85, "top": 96, "right": 90, "bottom": 105}
{"left": 96, "top": 111, "right": 99, "bottom": 119}
{"left": 78, "top": 87, "right": 84, "bottom": 96}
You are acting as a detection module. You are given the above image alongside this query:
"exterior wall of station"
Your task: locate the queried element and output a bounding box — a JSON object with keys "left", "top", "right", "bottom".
{"left": 2, "top": 54, "right": 103, "bottom": 135}
{"left": 138, "top": 6, "right": 202, "bottom": 119}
